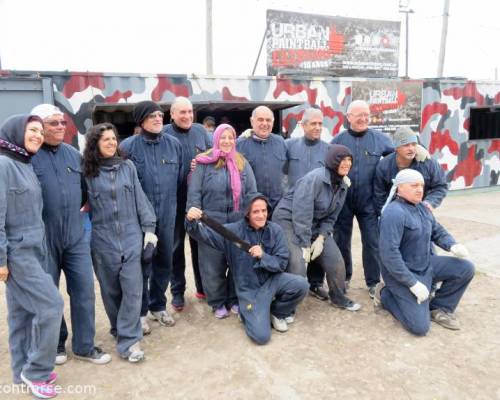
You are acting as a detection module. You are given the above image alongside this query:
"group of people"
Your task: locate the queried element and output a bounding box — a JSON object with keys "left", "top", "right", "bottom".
{"left": 0, "top": 97, "right": 475, "bottom": 399}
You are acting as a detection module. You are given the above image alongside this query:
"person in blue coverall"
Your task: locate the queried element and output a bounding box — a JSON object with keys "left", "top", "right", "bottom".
{"left": 31, "top": 104, "right": 111, "bottom": 366}
{"left": 284, "top": 107, "right": 331, "bottom": 301}
{"left": 0, "top": 114, "right": 63, "bottom": 398}
{"left": 375, "top": 169, "right": 474, "bottom": 335}
{"left": 274, "top": 144, "right": 361, "bottom": 312}
{"left": 186, "top": 194, "right": 309, "bottom": 343}
{"left": 237, "top": 106, "right": 287, "bottom": 211}
{"left": 187, "top": 123, "right": 257, "bottom": 319}
{"left": 163, "top": 96, "right": 211, "bottom": 311}
{"left": 373, "top": 126, "right": 448, "bottom": 216}
{"left": 83, "top": 123, "right": 157, "bottom": 362}
{"left": 120, "top": 101, "right": 183, "bottom": 333}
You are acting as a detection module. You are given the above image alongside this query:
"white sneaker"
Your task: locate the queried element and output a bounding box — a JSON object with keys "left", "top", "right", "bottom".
{"left": 271, "top": 315, "right": 288, "bottom": 332}
{"left": 148, "top": 310, "right": 175, "bottom": 327}
{"left": 55, "top": 351, "right": 67, "bottom": 365}
{"left": 141, "top": 316, "right": 152, "bottom": 335}
{"left": 127, "top": 342, "right": 145, "bottom": 363}
{"left": 284, "top": 315, "right": 295, "bottom": 324}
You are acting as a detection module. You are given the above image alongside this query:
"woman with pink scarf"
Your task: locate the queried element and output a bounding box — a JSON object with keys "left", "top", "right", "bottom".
{"left": 187, "top": 124, "right": 257, "bottom": 318}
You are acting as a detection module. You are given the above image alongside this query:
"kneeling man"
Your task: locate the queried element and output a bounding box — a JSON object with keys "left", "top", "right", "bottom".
{"left": 376, "top": 169, "right": 474, "bottom": 335}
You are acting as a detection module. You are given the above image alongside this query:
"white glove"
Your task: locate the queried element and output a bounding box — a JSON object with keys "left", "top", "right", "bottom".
{"left": 451, "top": 243, "right": 469, "bottom": 258}
{"left": 240, "top": 128, "right": 253, "bottom": 139}
{"left": 409, "top": 281, "right": 430, "bottom": 304}
{"left": 310, "top": 235, "right": 325, "bottom": 261}
{"left": 143, "top": 232, "right": 158, "bottom": 249}
{"left": 415, "top": 144, "right": 430, "bottom": 162}
{"left": 301, "top": 247, "right": 311, "bottom": 263}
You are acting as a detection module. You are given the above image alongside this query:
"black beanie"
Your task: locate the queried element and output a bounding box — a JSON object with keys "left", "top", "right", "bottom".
{"left": 244, "top": 193, "right": 271, "bottom": 219}
{"left": 133, "top": 101, "right": 162, "bottom": 125}
{"left": 325, "top": 144, "right": 353, "bottom": 173}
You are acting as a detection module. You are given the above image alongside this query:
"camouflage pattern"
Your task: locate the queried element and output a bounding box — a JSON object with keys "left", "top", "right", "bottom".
{"left": 1, "top": 71, "right": 498, "bottom": 190}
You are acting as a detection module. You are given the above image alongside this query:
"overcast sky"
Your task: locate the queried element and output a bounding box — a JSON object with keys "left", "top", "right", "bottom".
{"left": 1, "top": 0, "right": 499, "bottom": 80}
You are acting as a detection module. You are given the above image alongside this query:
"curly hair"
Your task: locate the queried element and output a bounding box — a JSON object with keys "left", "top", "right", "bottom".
{"left": 82, "top": 123, "right": 122, "bottom": 178}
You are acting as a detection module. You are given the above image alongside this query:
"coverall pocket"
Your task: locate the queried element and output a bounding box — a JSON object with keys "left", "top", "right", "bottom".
{"left": 66, "top": 166, "right": 82, "bottom": 184}
{"left": 8, "top": 187, "right": 31, "bottom": 217}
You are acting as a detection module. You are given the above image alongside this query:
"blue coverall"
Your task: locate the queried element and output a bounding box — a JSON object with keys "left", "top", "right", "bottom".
{"left": 373, "top": 153, "right": 448, "bottom": 216}
{"left": 186, "top": 216, "right": 308, "bottom": 345}
{"left": 379, "top": 197, "right": 475, "bottom": 335}
{"left": 331, "top": 128, "right": 394, "bottom": 287}
{"left": 273, "top": 167, "right": 352, "bottom": 306}
{"left": 187, "top": 161, "right": 257, "bottom": 309}
{"left": 237, "top": 133, "right": 287, "bottom": 210}
{"left": 32, "top": 142, "right": 96, "bottom": 355}
{"left": 86, "top": 160, "right": 156, "bottom": 356}
{"left": 163, "top": 122, "right": 211, "bottom": 300}
{"left": 0, "top": 115, "right": 63, "bottom": 383}
{"left": 120, "top": 132, "right": 183, "bottom": 315}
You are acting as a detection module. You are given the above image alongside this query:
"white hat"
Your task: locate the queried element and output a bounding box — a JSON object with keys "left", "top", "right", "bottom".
{"left": 381, "top": 169, "right": 424, "bottom": 214}
{"left": 31, "top": 104, "right": 64, "bottom": 120}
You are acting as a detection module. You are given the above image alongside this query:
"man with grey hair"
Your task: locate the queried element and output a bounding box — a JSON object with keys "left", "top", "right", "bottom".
{"left": 374, "top": 126, "right": 448, "bottom": 216}
{"left": 331, "top": 100, "right": 394, "bottom": 297}
{"left": 163, "top": 96, "right": 211, "bottom": 311}
{"left": 284, "top": 107, "right": 331, "bottom": 300}
{"left": 237, "top": 105, "right": 287, "bottom": 210}
{"left": 31, "top": 103, "right": 111, "bottom": 365}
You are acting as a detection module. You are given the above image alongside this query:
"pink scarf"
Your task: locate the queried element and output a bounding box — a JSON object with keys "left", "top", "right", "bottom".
{"left": 196, "top": 124, "right": 242, "bottom": 211}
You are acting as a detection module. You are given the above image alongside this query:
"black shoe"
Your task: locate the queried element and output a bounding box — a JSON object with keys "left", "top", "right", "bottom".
{"left": 172, "top": 293, "right": 185, "bottom": 311}
{"left": 309, "top": 285, "right": 329, "bottom": 301}
{"left": 74, "top": 346, "right": 112, "bottom": 365}
{"left": 331, "top": 299, "right": 361, "bottom": 312}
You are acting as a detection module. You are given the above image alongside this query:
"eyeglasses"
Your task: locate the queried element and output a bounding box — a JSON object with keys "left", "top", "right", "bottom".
{"left": 348, "top": 113, "right": 370, "bottom": 119}
{"left": 45, "top": 120, "right": 68, "bottom": 127}
{"left": 147, "top": 112, "right": 164, "bottom": 120}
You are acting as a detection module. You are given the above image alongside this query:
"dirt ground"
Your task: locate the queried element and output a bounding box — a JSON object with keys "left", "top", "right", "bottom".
{"left": 1, "top": 190, "right": 500, "bottom": 400}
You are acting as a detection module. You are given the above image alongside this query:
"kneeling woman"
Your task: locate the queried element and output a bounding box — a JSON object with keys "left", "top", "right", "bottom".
{"left": 187, "top": 123, "right": 257, "bottom": 318}
{"left": 273, "top": 144, "right": 361, "bottom": 312}
{"left": 0, "top": 115, "right": 64, "bottom": 399}
{"left": 83, "top": 123, "right": 157, "bottom": 362}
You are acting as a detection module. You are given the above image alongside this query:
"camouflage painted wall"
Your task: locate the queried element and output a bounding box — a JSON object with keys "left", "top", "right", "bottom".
{"left": 6, "top": 71, "right": 499, "bottom": 190}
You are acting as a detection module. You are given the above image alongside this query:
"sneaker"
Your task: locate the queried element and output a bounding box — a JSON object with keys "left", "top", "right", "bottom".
{"left": 214, "top": 306, "right": 229, "bottom": 319}
{"left": 141, "top": 316, "right": 152, "bottom": 335}
{"left": 194, "top": 292, "right": 207, "bottom": 300}
{"left": 230, "top": 304, "right": 239, "bottom": 315}
{"left": 372, "top": 282, "right": 385, "bottom": 309}
{"left": 46, "top": 372, "right": 57, "bottom": 385}
{"left": 74, "top": 346, "right": 112, "bottom": 365}
{"left": 332, "top": 299, "right": 361, "bottom": 312}
{"left": 309, "top": 285, "right": 329, "bottom": 301}
{"left": 126, "top": 342, "right": 145, "bottom": 363}
{"left": 20, "top": 373, "right": 57, "bottom": 399}
{"left": 271, "top": 315, "right": 288, "bottom": 332}
{"left": 284, "top": 314, "right": 295, "bottom": 324}
{"left": 148, "top": 310, "right": 176, "bottom": 327}
{"left": 368, "top": 285, "right": 377, "bottom": 299}
{"left": 431, "top": 309, "right": 461, "bottom": 330}
{"left": 172, "top": 293, "right": 185, "bottom": 312}
{"left": 55, "top": 347, "right": 67, "bottom": 365}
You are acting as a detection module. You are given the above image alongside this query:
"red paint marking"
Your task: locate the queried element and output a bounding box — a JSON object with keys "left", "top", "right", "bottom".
{"left": 62, "top": 73, "right": 105, "bottom": 98}
{"left": 420, "top": 102, "right": 448, "bottom": 130}
{"left": 152, "top": 77, "right": 189, "bottom": 101}
{"left": 105, "top": 90, "right": 132, "bottom": 103}
{"left": 273, "top": 79, "right": 317, "bottom": 105}
{"left": 283, "top": 111, "right": 304, "bottom": 133}
{"left": 63, "top": 113, "right": 78, "bottom": 145}
{"left": 328, "top": 25, "right": 345, "bottom": 54}
{"left": 429, "top": 129, "right": 459, "bottom": 155}
{"left": 453, "top": 145, "right": 482, "bottom": 186}
{"left": 320, "top": 101, "right": 344, "bottom": 134}
{"left": 443, "top": 82, "right": 485, "bottom": 106}
{"left": 488, "top": 139, "right": 500, "bottom": 154}
{"left": 221, "top": 87, "right": 248, "bottom": 101}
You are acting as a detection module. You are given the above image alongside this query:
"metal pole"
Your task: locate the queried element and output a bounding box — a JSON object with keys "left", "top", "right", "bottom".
{"left": 405, "top": 11, "right": 409, "bottom": 78}
{"left": 206, "top": 0, "right": 213, "bottom": 75}
{"left": 252, "top": 28, "right": 267, "bottom": 76}
{"left": 437, "top": 0, "right": 450, "bottom": 77}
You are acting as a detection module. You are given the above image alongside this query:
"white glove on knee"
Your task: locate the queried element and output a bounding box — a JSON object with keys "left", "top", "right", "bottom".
{"left": 310, "top": 234, "right": 325, "bottom": 261}
{"left": 451, "top": 243, "right": 469, "bottom": 258}
{"left": 415, "top": 144, "right": 430, "bottom": 162}
{"left": 409, "top": 281, "right": 429, "bottom": 304}
{"left": 144, "top": 232, "right": 158, "bottom": 249}
{"left": 301, "top": 247, "right": 311, "bottom": 264}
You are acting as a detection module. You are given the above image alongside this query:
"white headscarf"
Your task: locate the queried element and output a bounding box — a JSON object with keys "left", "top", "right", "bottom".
{"left": 31, "top": 104, "right": 64, "bottom": 120}
{"left": 381, "top": 169, "right": 424, "bottom": 215}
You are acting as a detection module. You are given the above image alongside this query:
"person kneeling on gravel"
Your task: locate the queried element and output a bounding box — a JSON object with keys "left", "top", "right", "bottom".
{"left": 186, "top": 193, "right": 309, "bottom": 344}
{"left": 374, "top": 169, "right": 475, "bottom": 335}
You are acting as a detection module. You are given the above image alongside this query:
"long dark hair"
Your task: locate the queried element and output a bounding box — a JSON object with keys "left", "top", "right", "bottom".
{"left": 82, "top": 123, "right": 122, "bottom": 178}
